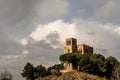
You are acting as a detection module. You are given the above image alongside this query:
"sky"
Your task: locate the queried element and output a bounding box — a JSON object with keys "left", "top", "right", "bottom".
{"left": 0, "top": 0, "right": 120, "bottom": 80}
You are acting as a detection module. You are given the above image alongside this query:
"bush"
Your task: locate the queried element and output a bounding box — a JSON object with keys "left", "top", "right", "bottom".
{"left": 50, "top": 69, "right": 61, "bottom": 76}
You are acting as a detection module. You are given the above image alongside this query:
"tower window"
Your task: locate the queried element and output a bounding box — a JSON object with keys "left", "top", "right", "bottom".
{"left": 67, "top": 41, "right": 71, "bottom": 45}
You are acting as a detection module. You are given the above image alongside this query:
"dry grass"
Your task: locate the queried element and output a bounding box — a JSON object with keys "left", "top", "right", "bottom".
{"left": 36, "top": 71, "right": 108, "bottom": 80}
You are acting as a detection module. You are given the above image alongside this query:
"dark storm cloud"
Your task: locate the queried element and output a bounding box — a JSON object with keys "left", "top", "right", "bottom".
{"left": 0, "top": 0, "right": 69, "bottom": 38}
{"left": 0, "top": 0, "right": 36, "bottom": 23}
{"left": 67, "top": 0, "right": 120, "bottom": 24}
{"left": 0, "top": 27, "right": 23, "bottom": 55}
{"left": 94, "top": 0, "right": 120, "bottom": 23}
{"left": 0, "top": 0, "right": 40, "bottom": 37}
{"left": 65, "top": 0, "right": 107, "bottom": 20}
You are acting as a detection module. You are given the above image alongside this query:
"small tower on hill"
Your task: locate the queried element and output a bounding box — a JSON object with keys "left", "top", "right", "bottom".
{"left": 64, "top": 38, "right": 93, "bottom": 54}
{"left": 64, "top": 38, "right": 77, "bottom": 53}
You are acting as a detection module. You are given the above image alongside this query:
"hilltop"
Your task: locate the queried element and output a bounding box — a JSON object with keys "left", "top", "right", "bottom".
{"left": 21, "top": 38, "right": 120, "bottom": 80}
{"left": 21, "top": 53, "right": 120, "bottom": 80}
{"left": 35, "top": 71, "right": 107, "bottom": 80}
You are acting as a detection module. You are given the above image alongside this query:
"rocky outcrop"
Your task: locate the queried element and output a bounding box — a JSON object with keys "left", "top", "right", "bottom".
{"left": 63, "top": 62, "right": 73, "bottom": 70}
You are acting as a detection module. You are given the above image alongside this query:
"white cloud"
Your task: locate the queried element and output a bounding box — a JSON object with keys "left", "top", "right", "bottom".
{"left": 20, "top": 38, "right": 28, "bottom": 45}
{"left": 21, "top": 19, "right": 120, "bottom": 60}
{"left": 114, "top": 27, "right": 120, "bottom": 35}
{"left": 30, "top": 20, "right": 76, "bottom": 42}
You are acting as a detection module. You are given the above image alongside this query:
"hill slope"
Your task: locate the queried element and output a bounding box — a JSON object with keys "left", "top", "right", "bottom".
{"left": 36, "top": 71, "right": 107, "bottom": 80}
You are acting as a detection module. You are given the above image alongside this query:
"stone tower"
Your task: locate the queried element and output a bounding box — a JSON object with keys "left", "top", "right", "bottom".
{"left": 64, "top": 38, "right": 77, "bottom": 53}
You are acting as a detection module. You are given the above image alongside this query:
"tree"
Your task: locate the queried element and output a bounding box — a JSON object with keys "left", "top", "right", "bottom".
{"left": 78, "top": 54, "right": 90, "bottom": 71}
{"left": 111, "top": 64, "right": 120, "bottom": 80}
{"left": 89, "top": 54, "right": 106, "bottom": 76}
{"left": 105, "top": 56, "right": 119, "bottom": 77}
{"left": 0, "top": 71, "right": 12, "bottom": 80}
{"left": 50, "top": 69, "right": 61, "bottom": 76}
{"left": 48, "top": 64, "right": 64, "bottom": 71}
{"left": 21, "top": 62, "right": 35, "bottom": 80}
{"left": 35, "top": 65, "right": 47, "bottom": 78}
{"left": 60, "top": 53, "right": 79, "bottom": 69}
{"left": 47, "top": 64, "right": 63, "bottom": 76}
{"left": 59, "top": 53, "right": 120, "bottom": 78}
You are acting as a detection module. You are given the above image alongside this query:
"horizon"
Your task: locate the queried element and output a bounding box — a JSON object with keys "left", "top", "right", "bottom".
{"left": 0, "top": 0, "right": 120, "bottom": 80}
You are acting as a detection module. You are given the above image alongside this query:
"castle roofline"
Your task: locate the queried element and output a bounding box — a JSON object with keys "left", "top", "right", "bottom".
{"left": 66, "top": 37, "right": 77, "bottom": 40}
{"left": 78, "top": 44, "right": 93, "bottom": 48}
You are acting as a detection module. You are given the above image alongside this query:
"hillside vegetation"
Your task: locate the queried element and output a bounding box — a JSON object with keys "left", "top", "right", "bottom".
{"left": 59, "top": 53, "right": 120, "bottom": 78}
{"left": 21, "top": 53, "right": 120, "bottom": 80}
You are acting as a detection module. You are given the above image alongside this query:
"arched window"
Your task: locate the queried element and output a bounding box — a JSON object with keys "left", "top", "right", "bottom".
{"left": 67, "top": 41, "right": 71, "bottom": 45}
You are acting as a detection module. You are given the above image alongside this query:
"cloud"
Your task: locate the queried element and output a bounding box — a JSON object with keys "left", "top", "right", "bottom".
{"left": 0, "top": 0, "right": 120, "bottom": 80}
{"left": 0, "top": 34, "right": 63, "bottom": 80}
{"left": 0, "top": 0, "right": 69, "bottom": 79}
{"left": 94, "top": 0, "right": 120, "bottom": 22}
{"left": 23, "top": 19, "right": 120, "bottom": 61}
{"left": 114, "top": 27, "right": 120, "bottom": 35}
{"left": 0, "top": 28, "right": 26, "bottom": 80}
{"left": 24, "top": 37, "right": 63, "bottom": 66}
{"left": 35, "top": 0, "right": 69, "bottom": 17}
{"left": 1, "top": 18, "right": 120, "bottom": 79}
{"left": 68, "top": 0, "right": 120, "bottom": 24}
{"left": 0, "top": 29, "right": 64, "bottom": 79}
{"left": 0, "top": 0, "right": 69, "bottom": 38}
{"left": 0, "top": 18, "right": 120, "bottom": 80}
{"left": 0, "top": 28, "right": 23, "bottom": 56}
{"left": 29, "top": 20, "right": 76, "bottom": 42}
{"left": 73, "top": 19, "right": 120, "bottom": 58}
{"left": 78, "top": 0, "right": 107, "bottom": 5}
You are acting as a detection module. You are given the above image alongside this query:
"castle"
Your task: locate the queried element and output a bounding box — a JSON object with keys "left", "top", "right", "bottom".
{"left": 63, "top": 38, "right": 93, "bottom": 70}
{"left": 64, "top": 38, "right": 93, "bottom": 54}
